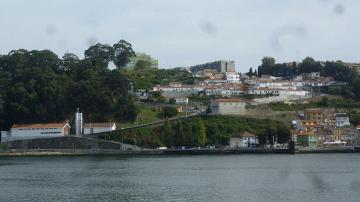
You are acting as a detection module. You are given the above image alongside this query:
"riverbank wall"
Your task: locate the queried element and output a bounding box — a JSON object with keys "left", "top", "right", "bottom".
{"left": 1, "top": 136, "right": 142, "bottom": 150}
{"left": 1, "top": 137, "right": 360, "bottom": 157}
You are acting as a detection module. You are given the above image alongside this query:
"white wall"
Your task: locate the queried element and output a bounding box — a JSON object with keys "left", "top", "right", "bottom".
{"left": 4, "top": 127, "right": 66, "bottom": 142}
{"left": 230, "top": 137, "right": 257, "bottom": 148}
{"left": 211, "top": 101, "right": 246, "bottom": 115}
{"left": 336, "top": 117, "right": 350, "bottom": 127}
{"left": 84, "top": 127, "right": 114, "bottom": 135}
{"left": 175, "top": 98, "right": 189, "bottom": 104}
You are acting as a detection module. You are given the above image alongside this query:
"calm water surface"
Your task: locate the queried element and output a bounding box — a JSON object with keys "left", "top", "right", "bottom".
{"left": 1, "top": 154, "right": 360, "bottom": 202}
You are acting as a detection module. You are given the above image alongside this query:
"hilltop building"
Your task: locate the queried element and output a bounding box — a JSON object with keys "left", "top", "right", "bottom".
{"left": 190, "top": 60, "right": 235, "bottom": 73}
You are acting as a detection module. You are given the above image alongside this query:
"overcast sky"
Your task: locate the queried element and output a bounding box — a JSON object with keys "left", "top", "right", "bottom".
{"left": 0, "top": 0, "right": 359, "bottom": 72}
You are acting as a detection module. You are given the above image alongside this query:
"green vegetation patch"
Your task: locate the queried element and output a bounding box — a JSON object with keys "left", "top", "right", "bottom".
{"left": 105, "top": 115, "right": 290, "bottom": 148}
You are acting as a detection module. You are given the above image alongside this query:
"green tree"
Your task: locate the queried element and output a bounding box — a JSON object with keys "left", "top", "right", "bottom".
{"left": 258, "top": 56, "right": 276, "bottom": 76}
{"left": 163, "top": 119, "right": 173, "bottom": 147}
{"left": 162, "top": 107, "right": 178, "bottom": 118}
{"left": 84, "top": 43, "right": 114, "bottom": 67}
{"left": 246, "top": 67, "right": 253, "bottom": 76}
{"left": 113, "top": 39, "right": 136, "bottom": 68}
{"left": 0, "top": 43, "right": 141, "bottom": 130}
{"left": 319, "top": 97, "right": 328, "bottom": 107}
{"left": 197, "top": 118, "right": 207, "bottom": 147}
{"left": 276, "top": 122, "right": 290, "bottom": 143}
{"left": 298, "top": 57, "right": 322, "bottom": 73}
{"left": 134, "top": 59, "right": 152, "bottom": 71}
{"left": 62, "top": 53, "right": 80, "bottom": 72}
{"left": 174, "top": 121, "right": 185, "bottom": 146}
{"left": 169, "top": 98, "right": 176, "bottom": 104}
{"left": 262, "top": 57, "right": 276, "bottom": 67}
{"left": 183, "top": 121, "right": 194, "bottom": 146}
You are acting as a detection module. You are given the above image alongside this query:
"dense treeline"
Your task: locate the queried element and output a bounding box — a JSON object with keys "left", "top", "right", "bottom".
{"left": 0, "top": 40, "right": 139, "bottom": 130}
{"left": 0, "top": 39, "right": 204, "bottom": 130}
{"left": 105, "top": 116, "right": 290, "bottom": 148}
{"left": 255, "top": 56, "right": 360, "bottom": 99}
{"left": 123, "top": 66, "right": 197, "bottom": 90}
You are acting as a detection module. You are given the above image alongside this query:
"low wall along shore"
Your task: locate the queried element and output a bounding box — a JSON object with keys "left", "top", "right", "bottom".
{"left": 1, "top": 136, "right": 360, "bottom": 156}
{"left": 1, "top": 136, "right": 142, "bottom": 151}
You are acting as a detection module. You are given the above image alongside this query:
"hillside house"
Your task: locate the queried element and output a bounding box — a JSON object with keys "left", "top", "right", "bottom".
{"left": 335, "top": 113, "right": 351, "bottom": 127}
{"left": 210, "top": 98, "right": 246, "bottom": 115}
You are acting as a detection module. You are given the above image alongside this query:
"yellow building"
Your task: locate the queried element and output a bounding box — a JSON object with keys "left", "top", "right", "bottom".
{"left": 301, "top": 120, "right": 322, "bottom": 132}
{"left": 305, "top": 108, "right": 324, "bottom": 123}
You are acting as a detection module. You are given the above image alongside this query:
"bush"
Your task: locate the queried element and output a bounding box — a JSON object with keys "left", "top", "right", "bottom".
{"left": 169, "top": 98, "right": 176, "bottom": 104}
{"left": 0, "top": 143, "right": 9, "bottom": 150}
{"left": 162, "top": 107, "right": 178, "bottom": 118}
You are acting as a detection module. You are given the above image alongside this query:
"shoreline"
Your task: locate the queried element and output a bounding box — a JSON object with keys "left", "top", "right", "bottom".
{"left": 1, "top": 147, "right": 359, "bottom": 157}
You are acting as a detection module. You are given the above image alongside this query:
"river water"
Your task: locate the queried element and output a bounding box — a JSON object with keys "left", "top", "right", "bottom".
{"left": 0, "top": 154, "right": 360, "bottom": 202}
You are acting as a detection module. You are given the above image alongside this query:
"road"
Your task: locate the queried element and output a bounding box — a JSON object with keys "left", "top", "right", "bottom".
{"left": 84, "top": 111, "right": 202, "bottom": 139}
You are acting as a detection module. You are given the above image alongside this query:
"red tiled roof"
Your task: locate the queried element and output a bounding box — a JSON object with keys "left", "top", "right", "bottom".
{"left": 213, "top": 98, "right": 244, "bottom": 102}
{"left": 305, "top": 108, "right": 322, "bottom": 112}
{"left": 84, "top": 122, "right": 115, "bottom": 128}
{"left": 240, "top": 131, "right": 256, "bottom": 137}
{"left": 12, "top": 123, "right": 69, "bottom": 129}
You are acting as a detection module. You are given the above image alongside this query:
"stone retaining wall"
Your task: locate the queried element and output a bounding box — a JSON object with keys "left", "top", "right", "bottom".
{"left": 3, "top": 136, "right": 143, "bottom": 150}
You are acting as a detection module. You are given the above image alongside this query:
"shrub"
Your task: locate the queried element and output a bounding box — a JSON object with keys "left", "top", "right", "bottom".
{"left": 162, "top": 107, "right": 178, "bottom": 118}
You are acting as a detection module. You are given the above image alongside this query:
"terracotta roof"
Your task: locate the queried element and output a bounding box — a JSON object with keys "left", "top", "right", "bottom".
{"left": 84, "top": 122, "right": 115, "bottom": 128}
{"left": 305, "top": 108, "right": 322, "bottom": 112}
{"left": 240, "top": 131, "right": 256, "bottom": 137}
{"left": 253, "top": 87, "right": 281, "bottom": 90}
{"left": 12, "top": 123, "right": 69, "bottom": 129}
{"left": 213, "top": 98, "right": 244, "bottom": 102}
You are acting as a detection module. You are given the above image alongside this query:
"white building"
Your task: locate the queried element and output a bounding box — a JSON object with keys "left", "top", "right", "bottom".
{"left": 175, "top": 97, "right": 189, "bottom": 105}
{"left": 84, "top": 122, "right": 116, "bottom": 135}
{"left": 205, "top": 88, "right": 244, "bottom": 96}
{"left": 248, "top": 88, "right": 280, "bottom": 96}
{"left": 135, "top": 90, "right": 149, "bottom": 100}
{"left": 226, "top": 73, "right": 240, "bottom": 83}
{"left": 210, "top": 98, "right": 246, "bottom": 115}
{"left": 4, "top": 123, "right": 71, "bottom": 142}
{"left": 229, "top": 132, "right": 258, "bottom": 148}
{"left": 278, "top": 90, "right": 310, "bottom": 96}
{"left": 302, "top": 72, "right": 321, "bottom": 80}
{"left": 336, "top": 113, "right": 351, "bottom": 127}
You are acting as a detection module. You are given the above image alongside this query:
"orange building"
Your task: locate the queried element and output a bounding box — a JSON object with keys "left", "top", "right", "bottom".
{"left": 305, "top": 108, "right": 324, "bottom": 123}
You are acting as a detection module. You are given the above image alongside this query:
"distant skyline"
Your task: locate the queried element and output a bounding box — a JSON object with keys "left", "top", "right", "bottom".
{"left": 0, "top": 0, "right": 359, "bottom": 72}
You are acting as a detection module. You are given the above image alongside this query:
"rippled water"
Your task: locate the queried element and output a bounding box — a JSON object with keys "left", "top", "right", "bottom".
{"left": 1, "top": 154, "right": 360, "bottom": 202}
